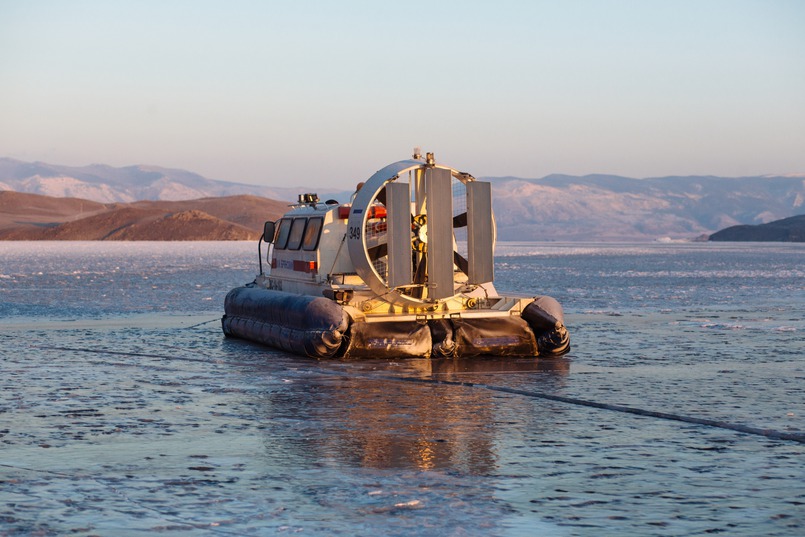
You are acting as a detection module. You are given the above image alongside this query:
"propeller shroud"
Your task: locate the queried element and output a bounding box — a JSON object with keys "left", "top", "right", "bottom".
{"left": 346, "top": 158, "right": 495, "bottom": 308}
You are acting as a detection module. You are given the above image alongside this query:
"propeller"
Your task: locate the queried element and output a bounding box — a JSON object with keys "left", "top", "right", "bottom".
{"left": 346, "top": 156, "right": 494, "bottom": 308}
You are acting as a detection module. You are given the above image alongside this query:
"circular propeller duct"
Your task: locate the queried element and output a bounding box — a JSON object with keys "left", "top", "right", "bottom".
{"left": 346, "top": 157, "right": 495, "bottom": 309}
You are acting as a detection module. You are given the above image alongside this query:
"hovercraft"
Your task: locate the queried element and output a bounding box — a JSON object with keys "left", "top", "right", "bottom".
{"left": 222, "top": 150, "right": 570, "bottom": 359}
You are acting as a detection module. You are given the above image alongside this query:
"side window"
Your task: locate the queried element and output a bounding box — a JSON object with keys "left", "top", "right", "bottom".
{"left": 274, "top": 218, "right": 292, "bottom": 249}
{"left": 302, "top": 217, "right": 323, "bottom": 251}
{"left": 286, "top": 217, "right": 307, "bottom": 250}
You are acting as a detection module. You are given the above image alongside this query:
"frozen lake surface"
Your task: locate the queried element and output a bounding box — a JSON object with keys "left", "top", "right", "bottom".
{"left": 1, "top": 241, "right": 803, "bottom": 535}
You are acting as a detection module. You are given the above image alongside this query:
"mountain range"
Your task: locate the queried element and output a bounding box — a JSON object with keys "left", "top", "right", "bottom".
{"left": 1, "top": 157, "right": 803, "bottom": 241}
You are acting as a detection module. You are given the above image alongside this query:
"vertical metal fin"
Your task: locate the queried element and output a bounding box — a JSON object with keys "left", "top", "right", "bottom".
{"left": 467, "top": 181, "right": 494, "bottom": 284}
{"left": 386, "top": 181, "right": 412, "bottom": 288}
{"left": 425, "top": 168, "right": 454, "bottom": 299}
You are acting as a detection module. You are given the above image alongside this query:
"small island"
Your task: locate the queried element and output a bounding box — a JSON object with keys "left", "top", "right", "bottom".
{"left": 709, "top": 214, "right": 805, "bottom": 242}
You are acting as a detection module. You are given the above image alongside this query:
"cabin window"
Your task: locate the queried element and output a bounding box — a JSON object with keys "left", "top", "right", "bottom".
{"left": 274, "top": 218, "right": 292, "bottom": 249}
{"left": 286, "top": 217, "right": 307, "bottom": 250}
{"left": 302, "top": 217, "right": 323, "bottom": 251}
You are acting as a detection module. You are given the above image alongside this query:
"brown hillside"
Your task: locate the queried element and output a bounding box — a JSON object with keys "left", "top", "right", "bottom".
{"left": 109, "top": 210, "right": 259, "bottom": 240}
{"left": 128, "top": 195, "right": 289, "bottom": 231}
{"left": 0, "top": 206, "right": 164, "bottom": 240}
{"left": 0, "top": 191, "right": 108, "bottom": 229}
{"left": 0, "top": 192, "right": 288, "bottom": 240}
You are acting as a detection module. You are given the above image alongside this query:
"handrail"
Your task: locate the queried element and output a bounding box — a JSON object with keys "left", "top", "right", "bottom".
{"left": 257, "top": 233, "right": 264, "bottom": 275}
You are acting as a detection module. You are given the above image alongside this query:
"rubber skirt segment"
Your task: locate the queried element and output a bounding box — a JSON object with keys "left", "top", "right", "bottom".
{"left": 222, "top": 286, "right": 349, "bottom": 358}
{"left": 451, "top": 316, "right": 538, "bottom": 357}
{"left": 342, "top": 321, "right": 432, "bottom": 359}
{"left": 522, "top": 295, "right": 571, "bottom": 356}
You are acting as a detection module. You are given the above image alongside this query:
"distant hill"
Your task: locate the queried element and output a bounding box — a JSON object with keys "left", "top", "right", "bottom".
{"left": 2, "top": 157, "right": 804, "bottom": 241}
{"left": 0, "top": 191, "right": 287, "bottom": 240}
{"left": 709, "top": 214, "right": 805, "bottom": 242}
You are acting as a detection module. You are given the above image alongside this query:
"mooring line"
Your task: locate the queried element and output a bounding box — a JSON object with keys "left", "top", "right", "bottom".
{"left": 374, "top": 374, "right": 805, "bottom": 444}
{"left": 184, "top": 318, "right": 221, "bottom": 330}
{"left": 21, "top": 343, "right": 805, "bottom": 445}
{"left": 311, "top": 367, "right": 805, "bottom": 444}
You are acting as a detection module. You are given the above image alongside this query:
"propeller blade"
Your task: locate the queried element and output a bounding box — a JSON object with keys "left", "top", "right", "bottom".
{"left": 376, "top": 186, "right": 387, "bottom": 206}
{"left": 453, "top": 250, "right": 470, "bottom": 274}
{"left": 367, "top": 243, "right": 387, "bottom": 261}
{"left": 411, "top": 254, "right": 426, "bottom": 298}
{"left": 453, "top": 251, "right": 469, "bottom": 275}
{"left": 452, "top": 212, "right": 467, "bottom": 228}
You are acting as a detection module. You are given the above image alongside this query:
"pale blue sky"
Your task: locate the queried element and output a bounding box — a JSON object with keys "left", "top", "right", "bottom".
{"left": 1, "top": 0, "right": 804, "bottom": 187}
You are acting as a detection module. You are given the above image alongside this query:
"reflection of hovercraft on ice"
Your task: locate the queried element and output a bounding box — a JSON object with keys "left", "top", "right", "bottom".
{"left": 222, "top": 150, "right": 570, "bottom": 359}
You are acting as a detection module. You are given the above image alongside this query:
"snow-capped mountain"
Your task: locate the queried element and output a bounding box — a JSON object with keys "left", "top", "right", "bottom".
{"left": 2, "top": 157, "right": 803, "bottom": 241}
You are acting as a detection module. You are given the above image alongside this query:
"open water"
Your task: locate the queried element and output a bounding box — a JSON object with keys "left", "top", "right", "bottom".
{"left": 1, "top": 241, "right": 803, "bottom": 536}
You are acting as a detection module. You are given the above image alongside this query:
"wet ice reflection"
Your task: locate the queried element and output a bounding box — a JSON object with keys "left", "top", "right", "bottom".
{"left": 272, "top": 358, "right": 572, "bottom": 474}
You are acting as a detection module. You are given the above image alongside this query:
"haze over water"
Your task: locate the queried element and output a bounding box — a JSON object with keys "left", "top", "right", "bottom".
{"left": 1, "top": 241, "right": 803, "bottom": 535}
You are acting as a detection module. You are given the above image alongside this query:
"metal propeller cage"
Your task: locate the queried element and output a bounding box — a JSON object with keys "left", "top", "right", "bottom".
{"left": 346, "top": 157, "right": 495, "bottom": 307}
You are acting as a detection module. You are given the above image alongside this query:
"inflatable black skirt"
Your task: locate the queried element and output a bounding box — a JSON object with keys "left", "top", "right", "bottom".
{"left": 222, "top": 286, "right": 569, "bottom": 359}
